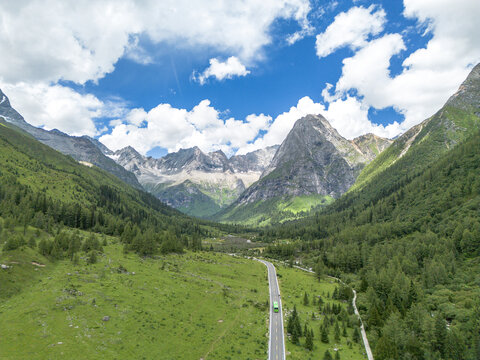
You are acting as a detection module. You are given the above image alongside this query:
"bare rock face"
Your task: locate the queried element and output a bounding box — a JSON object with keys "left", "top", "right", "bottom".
{"left": 0, "top": 89, "right": 142, "bottom": 189}
{"left": 446, "top": 63, "right": 480, "bottom": 112}
{"left": 234, "top": 114, "right": 391, "bottom": 205}
{"left": 107, "top": 144, "right": 279, "bottom": 217}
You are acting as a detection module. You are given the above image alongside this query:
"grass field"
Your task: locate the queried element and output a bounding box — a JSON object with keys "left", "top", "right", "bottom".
{"left": 275, "top": 264, "right": 367, "bottom": 360}
{"left": 0, "top": 242, "right": 269, "bottom": 360}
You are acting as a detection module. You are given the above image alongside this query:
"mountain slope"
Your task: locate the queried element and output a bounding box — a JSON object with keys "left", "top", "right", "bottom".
{"left": 0, "top": 118, "right": 208, "bottom": 254}
{"left": 261, "top": 65, "right": 480, "bottom": 359}
{"left": 353, "top": 62, "right": 480, "bottom": 191}
{"left": 266, "top": 119, "right": 480, "bottom": 360}
{"left": 107, "top": 145, "right": 278, "bottom": 217}
{"left": 0, "top": 89, "right": 141, "bottom": 189}
{"left": 216, "top": 114, "right": 391, "bottom": 224}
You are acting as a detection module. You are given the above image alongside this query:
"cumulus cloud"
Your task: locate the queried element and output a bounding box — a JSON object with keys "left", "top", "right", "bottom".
{"left": 99, "top": 100, "right": 271, "bottom": 156}
{"left": 0, "top": 0, "right": 312, "bottom": 138}
{"left": 100, "top": 96, "right": 327, "bottom": 156}
{"left": 319, "top": 0, "right": 480, "bottom": 135}
{"left": 2, "top": 83, "right": 112, "bottom": 137}
{"left": 99, "top": 92, "right": 409, "bottom": 158}
{"left": 194, "top": 57, "right": 250, "bottom": 85}
{"left": 0, "top": 0, "right": 312, "bottom": 85}
{"left": 315, "top": 5, "right": 386, "bottom": 58}
{"left": 324, "top": 96, "right": 402, "bottom": 139}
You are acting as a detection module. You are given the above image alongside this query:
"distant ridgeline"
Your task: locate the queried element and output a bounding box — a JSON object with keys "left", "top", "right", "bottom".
{"left": 260, "top": 64, "right": 480, "bottom": 359}
{"left": 0, "top": 117, "right": 227, "bottom": 257}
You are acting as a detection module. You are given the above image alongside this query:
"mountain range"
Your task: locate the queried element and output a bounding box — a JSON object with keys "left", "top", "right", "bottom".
{"left": 104, "top": 144, "right": 278, "bottom": 217}
{"left": 0, "top": 88, "right": 390, "bottom": 220}
{"left": 1, "top": 63, "right": 479, "bottom": 225}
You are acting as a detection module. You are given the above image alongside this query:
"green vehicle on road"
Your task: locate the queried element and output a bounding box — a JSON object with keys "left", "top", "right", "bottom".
{"left": 273, "top": 301, "right": 279, "bottom": 313}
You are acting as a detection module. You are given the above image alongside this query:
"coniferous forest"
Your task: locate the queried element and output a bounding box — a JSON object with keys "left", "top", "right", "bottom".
{"left": 0, "top": 119, "right": 225, "bottom": 258}
{"left": 260, "top": 130, "right": 480, "bottom": 359}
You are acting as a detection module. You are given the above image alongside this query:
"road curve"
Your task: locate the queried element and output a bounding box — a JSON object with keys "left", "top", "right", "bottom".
{"left": 257, "top": 259, "right": 286, "bottom": 360}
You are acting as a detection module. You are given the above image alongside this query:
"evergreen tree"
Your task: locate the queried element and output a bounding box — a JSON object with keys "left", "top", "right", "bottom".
{"left": 305, "top": 328, "right": 313, "bottom": 350}
{"left": 28, "top": 236, "right": 36, "bottom": 249}
{"left": 72, "top": 253, "right": 80, "bottom": 265}
{"left": 323, "top": 350, "right": 333, "bottom": 360}
{"left": 321, "top": 325, "right": 329, "bottom": 343}
{"left": 287, "top": 305, "right": 298, "bottom": 335}
{"left": 87, "top": 251, "right": 97, "bottom": 264}
{"left": 433, "top": 314, "right": 447, "bottom": 356}
{"left": 287, "top": 305, "right": 302, "bottom": 343}
{"left": 352, "top": 327, "right": 360, "bottom": 343}
{"left": 444, "top": 329, "right": 465, "bottom": 360}
{"left": 314, "top": 261, "right": 324, "bottom": 280}
{"left": 334, "top": 351, "right": 340, "bottom": 360}
{"left": 334, "top": 321, "right": 341, "bottom": 342}
{"left": 303, "top": 291, "right": 309, "bottom": 306}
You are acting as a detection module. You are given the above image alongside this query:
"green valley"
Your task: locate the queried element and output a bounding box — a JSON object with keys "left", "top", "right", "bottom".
{"left": 0, "top": 239, "right": 270, "bottom": 359}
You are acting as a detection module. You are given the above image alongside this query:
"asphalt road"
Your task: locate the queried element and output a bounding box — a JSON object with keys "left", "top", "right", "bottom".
{"left": 257, "top": 259, "right": 285, "bottom": 360}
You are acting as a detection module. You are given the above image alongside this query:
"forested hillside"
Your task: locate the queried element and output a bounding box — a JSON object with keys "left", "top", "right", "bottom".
{"left": 261, "top": 129, "right": 480, "bottom": 359}
{"left": 0, "top": 118, "right": 211, "bottom": 256}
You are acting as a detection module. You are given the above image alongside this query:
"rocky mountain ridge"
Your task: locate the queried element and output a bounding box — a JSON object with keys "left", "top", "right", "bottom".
{"left": 0, "top": 89, "right": 141, "bottom": 189}
{"left": 233, "top": 114, "right": 392, "bottom": 206}
{"left": 105, "top": 144, "right": 279, "bottom": 217}
{"left": 353, "top": 62, "right": 480, "bottom": 191}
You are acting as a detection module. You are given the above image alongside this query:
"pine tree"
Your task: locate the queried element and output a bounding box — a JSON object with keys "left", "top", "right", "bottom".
{"left": 303, "top": 291, "right": 309, "bottom": 306}
{"left": 334, "top": 351, "right": 340, "bottom": 360}
{"left": 87, "top": 250, "right": 97, "bottom": 264}
{"left": 292, "top": 328, "right": 299, "bottom": 344}
{"left": 305, "top": 328, "right": 313, "bottom": 350}
{"left": 287, "top": 305, "right": 302, "bottom": 344}
{"left": 28, "top": 236, "right": 36, "bottom": 249}
{"left": 321, "top": 325, "right": 329, "bottom": 343}
{"left": 352, "top": 327, "right": 360, "bottom": 343}
{"left": 295, "top": 314, "right": 302, "bottom": 337}
{"left": 314, "top": 261, "right": 324, "bottom": 280}
{"left": 323, "top": 350, "right": 333, "bottom": 360}
{"left": 433, "top": 314, "right": 447, "bottom": 356}
{"left": 444, "top": 329, "right": 465, "bottom": 360}
{"left": 334, "top": 321, "right": 341, "bottom": 342}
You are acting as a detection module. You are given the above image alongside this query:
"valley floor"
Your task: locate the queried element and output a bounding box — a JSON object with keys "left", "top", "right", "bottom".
{"left": 1, "top": 236, "right": 367, "bottom": 360}
{"left": 0, "top": 245, "right": 269, "bottom": 359}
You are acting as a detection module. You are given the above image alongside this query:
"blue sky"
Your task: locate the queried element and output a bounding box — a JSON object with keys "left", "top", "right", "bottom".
{"left": 1, "top": 0, "right": 479, "bottom": 157}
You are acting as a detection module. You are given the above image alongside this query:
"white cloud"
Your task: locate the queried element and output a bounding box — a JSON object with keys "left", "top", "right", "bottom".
{"left": 315, "top": 5, "right": 386, "bottom": 58}
{"left": 99, "top": 100, "right": 271, "bottom": 156}
{"left": 0, "top": 0, "right": 310, "bottom": 139}
{"left": 324, "top": 96, "right": 402, "bottom": 139}
{"left": 319, "top": 0, "right": 480, "bottom": 135}
{"left": 2, "top": 83, "right": 108, "bottom": 137}
{"left": 0, "top": 0, "right": 312, "bottom": 140}
{"left": 0, "top": 0, "right": 312, "bottom": 85}
{"left": 194, "top": 57, "right": 250, "bottom": 85}
{"left": 99, "top": 93, "right": 407, "bottom": 158}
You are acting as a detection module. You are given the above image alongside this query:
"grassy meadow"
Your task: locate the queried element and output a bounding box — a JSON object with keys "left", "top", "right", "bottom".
{"left": 0, "top": 237, "right": 269, "bottom": 359}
